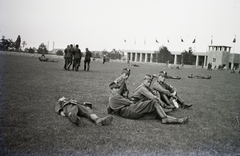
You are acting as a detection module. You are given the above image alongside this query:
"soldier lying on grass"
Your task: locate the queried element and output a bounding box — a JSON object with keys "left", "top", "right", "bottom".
{"left": 39, "top": 54, "right": 58, "bottom": 62}
{"left": 188, "top": 73, "right": 211, "bottom": 79}
{"left": 159, "top": 71, "right": 181, "bottom": 80}
{"left": 55, "top": 97, "right": 113, "bottom": 126}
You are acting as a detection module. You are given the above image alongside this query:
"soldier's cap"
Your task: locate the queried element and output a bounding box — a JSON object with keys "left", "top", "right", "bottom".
{"left": 159, "top": 71, "right": 167, "bottom": 75}
{"left": 158, "top": 72, "right": 166, "bottom": 77}
{"left": 83, "top": 102, "right": 92, "bottom": 109}
{"left": 144, "top": 74, "right": 153, "bottom": 81}
{"left": 58, "top": 96, "right": 66, "bottom": 102}
{"left": 109, "top": 82, "right": 120, "bottom": 89}
{"left": 122, "top": 68, "right": 131, "bottom": 75}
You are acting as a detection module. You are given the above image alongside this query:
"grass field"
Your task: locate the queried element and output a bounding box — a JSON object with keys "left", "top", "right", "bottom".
{"left": 0, "top": 52, "right": 239, "bottom": 156}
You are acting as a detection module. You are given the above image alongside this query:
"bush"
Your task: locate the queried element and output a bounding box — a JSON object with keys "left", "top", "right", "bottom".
{"left": 56, "top": 50, "right": 63, "bottom": 56}
{"left": 28, "top": 48, "right": 35, "bottom": 53}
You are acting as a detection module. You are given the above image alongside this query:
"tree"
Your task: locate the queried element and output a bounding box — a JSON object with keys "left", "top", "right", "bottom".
{"left": 22, "top": 41, "right": 27, "bottom": 49}
{"left": 109, "top": 49, "right": 122, "bottom": 60}
{"left": 154, "top": 46, "right": 173, "bottom": 63}
{"left": 181, "top": 47, "right": 195, "bottom": 65}
{"left": 37, "top": 43, "right": 48, "bottom": 54}
{"left": 15, "top": 35, "right": 21, "bottom": 51}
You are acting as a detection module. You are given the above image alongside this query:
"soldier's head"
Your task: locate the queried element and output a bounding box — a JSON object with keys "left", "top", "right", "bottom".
{"left": 159, "top": 71, "right": 167, "bottom": 76}
{"left": 76, "top": 44, "right": 79, "bottom": 48}
{"left": 158, "top": 73, "right": 165, "bottom": 82}
{"left": 58, "top": 96, "right": 67, "bottom": 103}
{"left": 143, "top": 74, "right": 152, "bottom": 87}
{"left": 122, "top": 68, "right": 131, "bottom": 80}
{"left": 109, "top": 82, "right": 120, "bottom": 93}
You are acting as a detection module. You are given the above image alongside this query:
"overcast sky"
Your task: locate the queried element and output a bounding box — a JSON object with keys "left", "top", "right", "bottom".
{"left": 0, "top": 0, "right": 240, "bottom": 53}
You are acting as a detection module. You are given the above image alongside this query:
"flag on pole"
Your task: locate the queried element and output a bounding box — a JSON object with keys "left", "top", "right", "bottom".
{"left": 192, "top": 38, "right": 196, "bottom": 43}
{"left": 181, "top": 38, "right": 184, "bottom": 42}
{"left": 156, "top": 39, "right": 159, "bottom": 43}
{"left": 233, "top": 36, "right": 236, "bottom": 43}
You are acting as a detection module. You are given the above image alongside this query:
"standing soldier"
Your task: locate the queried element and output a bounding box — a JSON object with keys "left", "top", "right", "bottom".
{"left": 103, "top": 55, "right": 106, "bottom": 64}
{"left": 65, "top": 44, "right": 74, "bottom": 70}
{"left": 70, "top": 44, "right": 75, "bottom": 70}
{"left": 64, "top": 45, "right": 69, "bottom": 70}
{"left": 73, "top": 44, "right": 82, "bottom": 71}
{"left": 84, "top": 48, "right": 92, "bottom": 71}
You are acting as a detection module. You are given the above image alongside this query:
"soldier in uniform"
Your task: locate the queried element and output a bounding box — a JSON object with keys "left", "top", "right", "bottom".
{"left": 65, "top": 44, "right": 74, "bottom": 70}
{"left": 152, "top": 73, "right": 192, "bottom": 108}
{"left": 159, "top": 71, "right": 181, "bottom": 79}
{"left": 107, "top": 79, "right": 189, "bottom": 124}
{"left": 55, "top": 97, "right": 113, "bottom": 126}
{"left": 111, "top": 68, "right": 131, "bottom": 98}
{"left": 72, "top": 44, "right": 82, "bottom": 71}
{"left": 39, "top": 54, "right": 58, "bottom": 62}
{"left": 63, "top": 45, "right": 69, "bottom": 70}
{"left": 84, "top": 48, "right": 92, "bottom": 71}
{"left": 188, "top": 74, "right": 211, "bottom": 79}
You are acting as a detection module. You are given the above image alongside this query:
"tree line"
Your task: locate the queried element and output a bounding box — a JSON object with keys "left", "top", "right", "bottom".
{"left": 0, "top": 35, "right": 195, "bottom": 64}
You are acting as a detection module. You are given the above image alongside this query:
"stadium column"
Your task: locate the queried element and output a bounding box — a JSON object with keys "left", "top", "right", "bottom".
{"left": 195, "top": 55, "right": 199, "bottom": 66}
{"left": 145, "top": 53, "right": 147, "bottom": 62}
{"left": 130, "top": 52, "right": 133, "bottom": 62}
{"left": 150, "top": 53, "right": 153, "bottom": 63}
{"left": 140, "top": 53, "right": 142, "bottom": 63}
{"left": 135, "top": 52, "right": 137, "bottom": 62}
{"left": 203, "top": 55, "right": 206, "bottom": 67}
{"left": 174, "top": 54, "right": 177, "bottom": 65}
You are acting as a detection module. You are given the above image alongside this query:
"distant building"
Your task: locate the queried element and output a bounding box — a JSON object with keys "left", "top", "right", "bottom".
{"left": 51, "top": 49, "right": 64, "bottom": 54}
{"left": 207, "top": 45, "right": 239, "bottom": 69}
{"left": 125, "top": 45, "right": 240, "bottom": 69}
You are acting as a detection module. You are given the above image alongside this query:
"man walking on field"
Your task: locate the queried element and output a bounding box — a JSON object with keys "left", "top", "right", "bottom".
{"left": 84, "top": 48, "right": 92, "bottom": 71}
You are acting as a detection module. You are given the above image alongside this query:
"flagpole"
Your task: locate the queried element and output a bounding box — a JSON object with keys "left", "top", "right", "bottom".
{"left": 194, "top": 36, "right": 196, "bottom": 52}
{"left": 233, "top": 35, "right": 236, "bottom": 53}
{"left": 180, "top": 36, "right": 182, "bottom": 53}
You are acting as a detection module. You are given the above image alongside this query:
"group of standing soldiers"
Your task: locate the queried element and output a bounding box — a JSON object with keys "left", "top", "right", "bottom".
{"left": 64, "top": 44, "right": 92, "bottom": 71}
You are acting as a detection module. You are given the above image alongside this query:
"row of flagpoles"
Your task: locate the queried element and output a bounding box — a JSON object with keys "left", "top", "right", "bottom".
{"left": 123, "top": 35, "right": 237, "bottom": 45}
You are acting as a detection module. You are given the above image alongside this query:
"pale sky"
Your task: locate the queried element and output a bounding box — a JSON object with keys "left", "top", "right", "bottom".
{"left": 0, "top": 0, "right": 240, "bottom": 53}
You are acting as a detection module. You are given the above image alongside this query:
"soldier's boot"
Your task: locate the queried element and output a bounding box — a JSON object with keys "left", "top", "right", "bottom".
{"left": 161, "top": 116, "right": 189, "bottom": 124}
{"left": 68, "top": 112, "right": 84, "bottom": 126}
{"left": 95, "top": 116, "right": 113, "bottom": 126}
{"left": 176, "top": 95, "right": 192, "bottom": 108}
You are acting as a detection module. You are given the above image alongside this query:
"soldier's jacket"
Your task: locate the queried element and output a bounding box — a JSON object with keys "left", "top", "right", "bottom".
{"left": 66, "top": 48, "right": 73, "bottom": 58}
{"left": 131, "top": 84, "right": 157, "bottom": 103}
{"left": 85, "top": 51, "right": 92, "bottom": 61}
{"left": 74, "top": 48, "right": 82, "bottom": 59}
{"left": 55, "top": 98, "right": 81, "bottom": 116}
{"left": 113, "top": 75, "right": 129, "bottom": 97}
{"left": 149, "top": 76, "right": 173, "bottom": 96}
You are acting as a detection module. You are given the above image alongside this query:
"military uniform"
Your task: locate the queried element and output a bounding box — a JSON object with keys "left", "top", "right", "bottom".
{"left": 73, "top": 46, "right": 82, "bottom": 71}
{"left": 55, "top": 97, "right": 93, "bottom": 118}
{"left": 55, "top": 97, "right": 113, "bottom": 126}
{"left": 84, "top": 48, "right": 92, "bottom": 71}
{"left": 151, "top": 75, "right": 192, "bottom": 108}
{"left": 108, "top": 82, "right": 158, "bottom": 119}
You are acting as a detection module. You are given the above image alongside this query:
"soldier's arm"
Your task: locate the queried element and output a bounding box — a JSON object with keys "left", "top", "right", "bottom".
{"left": 152, "top": 81, "right": 171, "bottom": 95}
{"left": 140, "top": 87, "right": 158, "bottom": 100}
